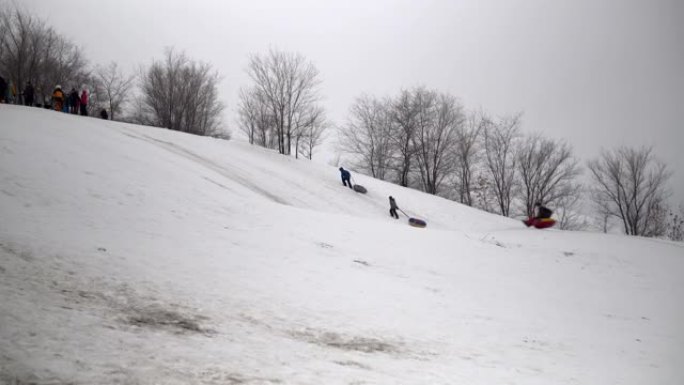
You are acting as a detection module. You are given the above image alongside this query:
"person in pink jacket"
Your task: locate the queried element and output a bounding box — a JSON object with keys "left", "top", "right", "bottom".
{"left": 79, "top": 89, "right": 88, "bottom": 116}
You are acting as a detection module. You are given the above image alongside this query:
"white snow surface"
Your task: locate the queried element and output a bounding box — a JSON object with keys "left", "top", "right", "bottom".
{"left": 1, "top": 104, "right": 683, "bottom": 384}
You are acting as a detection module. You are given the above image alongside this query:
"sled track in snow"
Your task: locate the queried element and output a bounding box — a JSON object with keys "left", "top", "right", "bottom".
{"left": 119, "top": 129, "right": 289, "bottom": 205}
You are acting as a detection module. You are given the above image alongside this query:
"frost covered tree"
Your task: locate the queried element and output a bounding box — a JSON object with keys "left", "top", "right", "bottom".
{"left": 137, "top": 48, "right": 224, "bottom": 136}
{"left": 587, "top": 146, "right": 671, "bottom": 237}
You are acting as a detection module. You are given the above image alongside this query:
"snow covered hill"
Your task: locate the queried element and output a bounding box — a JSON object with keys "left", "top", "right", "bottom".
{"left": 1, "top": 104, "right": 683, "bottom": 385}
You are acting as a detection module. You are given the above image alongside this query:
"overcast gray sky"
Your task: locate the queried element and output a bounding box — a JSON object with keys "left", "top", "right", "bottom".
{"left": 23, "top": 0, "right": 684, "bottom": 201}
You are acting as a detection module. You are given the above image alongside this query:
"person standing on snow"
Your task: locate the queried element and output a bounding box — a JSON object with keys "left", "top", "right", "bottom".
{"left": 339, "top": 167, "right": 353, "bottom": 189}
{"left": 68, "top": 87, "right": 79, "bottom": 114}
{"left": 99, "top": 108, "right": 108, "bottom": 120}
{"left": 389, "top": 196, "right": 399, "bottom": 219}
{"left": 8, "top": 80, "right": 17, "bottom": 104}
{"left": 79, "top": 89, "right": 88, "bottom": 116}
{"left": 0, "top": 75, "right": 7, "bottom": 103}
{"left": 52, "top": 85, "right": 65, "bottom": 112}
{"left": 23, "top": 82, "right": 35, "bottom": 106}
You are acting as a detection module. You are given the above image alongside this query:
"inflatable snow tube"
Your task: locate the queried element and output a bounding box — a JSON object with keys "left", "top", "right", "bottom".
{"left": 534, "top": 218, "right": 556, "bottom": 229}
{"left": 409, "top": 218, "right": 427, "bottom": 228}
{"left": 523, "top": 217, "right": 556, "bottom": 229}
{"left": 353, "top": 184, "right": 367, "bottom": 194}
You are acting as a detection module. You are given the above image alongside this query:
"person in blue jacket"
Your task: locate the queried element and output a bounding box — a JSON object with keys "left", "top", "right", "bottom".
{"left": 339, "top": 167, "right": 353, "bottom": 189}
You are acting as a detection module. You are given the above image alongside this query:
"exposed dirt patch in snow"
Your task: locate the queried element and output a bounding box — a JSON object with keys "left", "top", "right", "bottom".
{"left": 0, "top": 241, "right": 34, "bottom": 262}
{"left": 0, "top": 373, "right": 75, "bottom": 385}
{"left": 333, "top": 360, "right": 372, "bottom": 370}
{"left": 125, "top": 305, "right": 212, "bottom": 335}
{"left": 198, "top": 368, "right": 283, "bottom": 384}
{"left": 54, "top": 282, "right": 216, "bottom": 337}
{"left": 289, "top": 328, "right": 400, "bottom": 354}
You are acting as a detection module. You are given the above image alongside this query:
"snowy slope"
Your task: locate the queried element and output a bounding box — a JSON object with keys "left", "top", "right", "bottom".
{"left": 1, "top": 104, "right": 683, "bottom": 385}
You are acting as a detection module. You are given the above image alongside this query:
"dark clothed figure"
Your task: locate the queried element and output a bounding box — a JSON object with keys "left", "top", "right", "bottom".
{"left": 389, "top": 196, "right": 399, "bottom": 219}
{"left": 0, "top": 76, "right": 7, "bottom": 103}
{"left": 23, "top": 82, "right": 34, "bottom": 106}
{"left": 523, "top": 202, "right": 555, "bottom": 228}
{"left": 79, "top": 90, "right": 88, "bottom": 116}
{"left": 339, "top": 167, "right": 352, "bottom": 189}
{"left": 534, "top": 202, "right": 553, "bottom": 219}
{"left": 100, "top": 108, "right": 108, "bottom": 120}
{"left": 68, "top": 88, "right": 79, "bottom": 114}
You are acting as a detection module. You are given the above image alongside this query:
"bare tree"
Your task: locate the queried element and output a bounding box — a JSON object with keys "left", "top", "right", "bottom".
{"left": 0, "top": 5, "right": 37, "bottom": 95}
{"left": 237, "top": 87, "right": 275, "bottom": 147}
{"left": 412, "top": 89, "right": 463, "bottom": 195}
{"left": 390, "top": 89, "right": 419, "bottom": 187}
{"left": 587, "top": 146, "right": 671, "bottom": 237}
{"left": 246, "top": 49, "right": 322, "bottom": 155}
{"left": 516, "top": 133, "right": 581, "bottom": 217}
{"left": 473, "top": 173, "right": 496, "bottom": 213}
{"left": 295, "top": 105, "right": 327, "bottom": 160}
{"left": 94, "top": 62, "right": 135, "bottom": 121}
{"left": 0, "top": 4, "right": 88, "bottom": 105}
{"left": 237, "top": 87, "right": 260, "bottom": 144}
{"left": 137, "top": 48, "right": 224, "bottom": 136}
{"left": 338, "top": 95, "right": 394, "bottom": 179}
{"left": 482, "top": 114, "right": 521, "bottom": 217}
{"left": 666, "top": 204, "right": 684, "bottom": 242}
{"left": 451, "top": 112, "right": 484, "bottom": 206}
{"left": 555, "top": 184, "right": 586, "bottom": 230}
{"left": 645, "top": 201, "right": 669, "bottom": 238}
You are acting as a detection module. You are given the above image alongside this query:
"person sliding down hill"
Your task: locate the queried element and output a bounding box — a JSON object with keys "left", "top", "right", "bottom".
{"left": 339, "top": 167, "right": 353, "bottom": 189}
{"left": 534, "top": 202, "right": 553, "bottom": 219}
{"left": 389, "top": 196, "right": 399, "bottom": 219}
{"left": 524, "top": 202, "right": 553, "bottom": 227}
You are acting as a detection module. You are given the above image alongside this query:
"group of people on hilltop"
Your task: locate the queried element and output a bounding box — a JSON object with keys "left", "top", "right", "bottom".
{"left": 0, "top": 75, "right": 45, "bottom": 108}
{"left": 338, "top": 167, "right": 554, "bottom": 224}
{"left": 51, "top": 85, "right": 88, "bottom": 116}
{"left": 0, "top": 74, "right": 109, "bottom": 120}
{"left": 50, "top": 85, "right": 107, "bottom": 119}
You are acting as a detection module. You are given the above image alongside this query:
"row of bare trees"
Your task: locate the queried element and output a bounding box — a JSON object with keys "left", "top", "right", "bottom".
{"left": 339, "top": 87, "right": 678, "bottom": 238}
{"left": 1, "top": 3, "right": 225, "bottom": 137}
{"left": 0, "top": 3, "right": 88, "bottom": 106}
{"left": 3, "top": 4, "right": 322, "bottom": 144}
{"left": 237, "top": 49, "right": 327, "bottom": 159}
{"left": 339, "top": 88, "right": 582, "bottom": 223}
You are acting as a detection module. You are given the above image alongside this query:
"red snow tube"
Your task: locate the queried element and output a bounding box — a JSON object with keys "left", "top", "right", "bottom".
{"left": 523, "top": 217, "right": 556, "bottom": 229}
{"left": 409, "top": 218, "right": 427, "bottom": 228}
